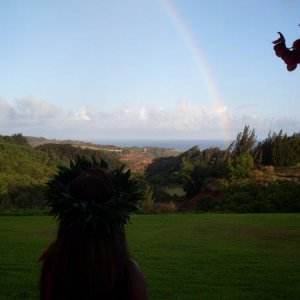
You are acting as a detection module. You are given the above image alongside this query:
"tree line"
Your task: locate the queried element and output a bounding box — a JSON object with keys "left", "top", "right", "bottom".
{"left": 0, "top": 134, "right": 121, "bottom": 211}
{"left": 143, "top": 126, "right": 300, "bottom": 213}
{"left": 1, "top": 128, "right": 300, "bottom": 213}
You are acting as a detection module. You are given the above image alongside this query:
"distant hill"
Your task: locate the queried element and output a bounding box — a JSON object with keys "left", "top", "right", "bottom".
{"left": 0, "top": 135, "right": 58, "bottom": 209}
{"left": 26, "top": 136, "right": 123, "bottom": 152}
{"left": 26, "top": 135, "right": 181, "bottom": 173}
{"left": 36, "top": 143, "right": 121, "bottom": 170}
{"left": 0, "top": 134, "right": 123, "bottom": 209}
{"left": 0, "top": 133, "right": 183, "bottom": 210}
{"left": 0, "top": 135, "right": 57, "bottom": 183}
{"left": 1, "top": 131, "right": 300, "bottom": 213}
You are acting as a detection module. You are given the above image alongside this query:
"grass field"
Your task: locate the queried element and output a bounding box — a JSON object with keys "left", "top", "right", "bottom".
{"left": 0, "top": 214, "right": 299, "bottom": 300}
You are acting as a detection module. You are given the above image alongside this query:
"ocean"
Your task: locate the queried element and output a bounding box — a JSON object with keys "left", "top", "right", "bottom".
{"left": 89, "top": 139, "right": 233, "bottom": 151}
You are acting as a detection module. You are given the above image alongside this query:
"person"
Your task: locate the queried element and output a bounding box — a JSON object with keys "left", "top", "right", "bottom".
{"left": 39, "top": 157, "right": 147, "bottom": 300}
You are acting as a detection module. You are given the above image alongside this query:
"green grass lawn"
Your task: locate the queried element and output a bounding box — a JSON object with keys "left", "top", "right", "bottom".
{"left": 0, "top": 214, "right": 299, "bottom": 300}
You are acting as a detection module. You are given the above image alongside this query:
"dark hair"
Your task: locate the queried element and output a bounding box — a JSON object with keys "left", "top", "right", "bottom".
{"left": 68, "top": 168, "right": 114, "bottom": 206}
{"left": 40, "top": 167, "right": 141, "bottom": 300}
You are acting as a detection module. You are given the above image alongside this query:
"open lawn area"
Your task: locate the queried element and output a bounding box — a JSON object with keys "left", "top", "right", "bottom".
{"left": 0, "top": 214, "right": 299, "bottom": 299}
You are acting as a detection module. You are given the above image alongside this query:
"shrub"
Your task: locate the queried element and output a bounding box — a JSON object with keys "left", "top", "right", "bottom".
{"left": 196, "top": 195, "right": 218, "bottom": 211}
{"left": 139, "top": 185, "right": 155, "bottom": 212}
{"left": 227, "top": 154, "right": 254, "bottom": 180}
{"left": 219, "top": 181, "right": 300, "bottom": 213}
{"left": 221, "top": 191, "right": 255, "bottom": 213}
{"left": 153, "top": 202, "right": 177, "bottom": 213}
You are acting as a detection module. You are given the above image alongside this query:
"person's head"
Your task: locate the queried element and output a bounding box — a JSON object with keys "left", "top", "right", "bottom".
{"left": 40, "top": 157, "right": 140, "bottom": 300}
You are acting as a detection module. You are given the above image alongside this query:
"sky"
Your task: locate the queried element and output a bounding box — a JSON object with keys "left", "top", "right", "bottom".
{"left": 0, "top": 0, "right": 299, "bottom": 141}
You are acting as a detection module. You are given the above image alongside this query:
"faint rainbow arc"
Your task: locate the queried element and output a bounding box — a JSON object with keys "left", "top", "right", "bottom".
{"left": 161, "top": 0, "right": 231, "bottom": 141}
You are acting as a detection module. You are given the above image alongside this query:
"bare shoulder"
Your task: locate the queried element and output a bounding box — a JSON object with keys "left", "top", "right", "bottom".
{"left": 130, "top": 259, "right": 148, "bottom": 300}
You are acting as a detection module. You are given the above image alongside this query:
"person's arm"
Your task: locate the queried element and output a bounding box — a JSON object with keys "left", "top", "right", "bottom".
{"left": 130, "top": 260, "right": 148, "bottom": 300}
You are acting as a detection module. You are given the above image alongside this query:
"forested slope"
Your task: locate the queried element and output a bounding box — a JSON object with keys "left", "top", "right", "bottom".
{"left": 0, "top": 135, "right": 121, "bottom": 210}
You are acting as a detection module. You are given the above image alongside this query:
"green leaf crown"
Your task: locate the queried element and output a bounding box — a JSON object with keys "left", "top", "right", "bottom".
{"left": 47, "top": 156, "right": 141, "bottom": 231}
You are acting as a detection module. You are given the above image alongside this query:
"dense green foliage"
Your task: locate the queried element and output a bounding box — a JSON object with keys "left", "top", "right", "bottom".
{"left": 144, "top": 126, "right": 300, "bottom": 213}
{"left": 146, "top": 127, "right": 256, "bottom": 199}
{"left": 1, "top": 127, "right": 300, "bottom": 213}
{"left": 226, "top": 153, "right": 254, "bottom": 180}
{"left": 36, "top": 143, "right": 121, "bottom": 168}
{"left": 194, "top": 181, "right": 300, "bottom": 213}
{"left": 0, "top": 135, "right": 57, "bottom": 209}
{"left": 231, "top": 125, "right": 256, "bottom": 157}
{"left": 1, "top": 133, "right": 29, "bottom": 146}
{"left": 139, "top": 185, "right": 155, "bottom": 211}
{"left": 0, "top": 135, "right": 120, "bottom": 210}
{"left": 146, "top": 154, "right": 182, "bottom": 186}
{"left": 255, "top": 131, "right": 300, "bottom": 167}
{"left": 146, "top": 146, "right": 228, "bottom": 199}
{"left": 0, "top": 214, "right": 299, "bottom": 300}
{"left": 183, "top": 147, "right": 229, "bottom": 194}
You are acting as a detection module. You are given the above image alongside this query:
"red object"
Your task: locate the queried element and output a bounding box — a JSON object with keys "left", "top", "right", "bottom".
{"left": 273, "top": 32, "right": 300, "bottom": 72}
{"left": 282, "top": 51, "right": 296, "bottom": 65}
{"left": 38, "top": 249, "right": 50, "bottom": 262}
{"left": 287, "top": 64, "right": 297, "bottom": 71}
{"left": 39, "top": 248, "right": 53, "bottom": 300}
{"left": 272, "top": 32, "right": 285, "bottom": 44}
{"left": 274, "top": 43, "right": 287, "bottom": 57}
{"left": 293, "top": 39, "right": 300, "bottom": 51}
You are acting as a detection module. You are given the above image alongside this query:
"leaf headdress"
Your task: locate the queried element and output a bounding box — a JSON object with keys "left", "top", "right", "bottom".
{"left": 47, "top": 156, "right": 141, "bottom": 232}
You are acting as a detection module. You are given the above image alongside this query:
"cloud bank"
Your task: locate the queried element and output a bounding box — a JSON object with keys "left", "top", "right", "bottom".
{"left": 0, "top": 97, "right": 299, "bottom": 140}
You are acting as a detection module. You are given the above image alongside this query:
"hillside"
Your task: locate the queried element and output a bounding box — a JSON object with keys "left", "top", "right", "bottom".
{"left": 1, "top": 129, "right": 300, "bottom": 213}
{"left": 0, "top": 134, "right": 181, "bottom": 210}
{"left": 0, "top": 135, "right": 124, "bottom": 209}
{"left": 0, "top": 136, "right": 57, "bottom": 183}
{"left": 143, "top": 129, "right": 300, "bottom": 212}
{"left": 27, "top": 135, "right": 181, "bottom": 173}
{"left": 0, "top": 136, "right": 57, "bottom": 209}
{"left": 26, "top": 136, "right": 123, "bottom": 152}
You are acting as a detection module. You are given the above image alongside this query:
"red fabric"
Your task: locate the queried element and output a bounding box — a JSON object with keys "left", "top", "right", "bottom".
{"left": 273, "top": 33, "right": 300, "bottom": 72}
{"left": 38, "top": 249, "right": 50, "bottom": 262}
{"left": 39, "top": 249, "right": 52, "bottom": 300}
{"left": 293, "top": 39, "right": 300, "bottom": 51}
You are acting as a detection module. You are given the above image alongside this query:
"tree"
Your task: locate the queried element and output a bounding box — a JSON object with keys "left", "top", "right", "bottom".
{"left": 12, "top": 133, "right": 29, "bottom": 145}
{"left": 0, "top": 177, "right": 9, "bottom": 208}
{"left": 255, "top": 130, "right": 300, "bottom": 166}
{"left": 232, "top": 125, "right": 256, "bottom": 157}
{"left": 183, "top": 148, "right": 228, "bottom": 198}
{"left": 139, "top": 185, "right": 155, "bottom": 212}
{"left": 226, "top": 153, "right": 254, "bottom": 180}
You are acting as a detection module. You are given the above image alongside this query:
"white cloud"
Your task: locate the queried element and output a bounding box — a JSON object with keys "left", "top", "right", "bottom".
{"left": 122, "top": 106, "right": 130, "bottom": 115}
{"left": 138, "top": 106, "right": 148, "bottom": 121}
{"left": 15, "top": 96, "right": 59, "bottom": 119}
{"left": 0, "top": 98, "right": 14, "bottom": 119}
{"left": 69, "top": 106, "right": 91, "bottom": 121}
{"left": 216, "top": 105, "right": 227, "bottom": 115}
{"left": 0, "top": 96, "right": 299, "bottom": 140}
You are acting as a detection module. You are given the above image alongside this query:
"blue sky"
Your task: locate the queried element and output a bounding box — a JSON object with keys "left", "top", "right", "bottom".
{"left": 0, "top": 0, "right": 299, "bottom": 141}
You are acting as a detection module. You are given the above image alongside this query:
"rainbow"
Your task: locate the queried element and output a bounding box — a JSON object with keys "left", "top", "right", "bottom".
{"left": 160, "top": 0, "right": 232, "bottom": 141}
